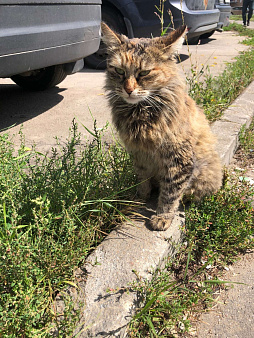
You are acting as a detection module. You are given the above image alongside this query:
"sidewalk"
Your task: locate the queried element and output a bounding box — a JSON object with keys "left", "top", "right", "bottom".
{"left": 195, "top": 252, "right": 254, "bottom": 338}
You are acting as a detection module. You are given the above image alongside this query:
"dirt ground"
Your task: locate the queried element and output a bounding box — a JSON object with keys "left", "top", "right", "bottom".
{"left": 193, "top": 146, "right": 254, "bottom": 338}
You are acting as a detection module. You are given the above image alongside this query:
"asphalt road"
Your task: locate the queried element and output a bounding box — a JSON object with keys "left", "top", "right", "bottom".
{"left": 0, "top": 30, "right": 249, "bottom": 153}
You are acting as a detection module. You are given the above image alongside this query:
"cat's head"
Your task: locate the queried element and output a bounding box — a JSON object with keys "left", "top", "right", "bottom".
{"left": 101, "top": 22, "right": 186, "bottom": 105}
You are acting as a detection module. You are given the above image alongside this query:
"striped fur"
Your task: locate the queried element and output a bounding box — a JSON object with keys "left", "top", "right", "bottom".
{"left": 102, "top": 23, "right": 222, "bottom": 230}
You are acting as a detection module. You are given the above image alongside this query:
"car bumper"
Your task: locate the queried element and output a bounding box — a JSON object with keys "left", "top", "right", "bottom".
{"left": 127, "top": 0, "right": 220, "bottom": 39}
{"left": 0, "top": 1, "right": 101, "bottom": 77}
{"left": 168, "top": 0, "right": 220, "bottom": 38}
{"left": 216, "top": 4, "right": 231, "bottom": 28}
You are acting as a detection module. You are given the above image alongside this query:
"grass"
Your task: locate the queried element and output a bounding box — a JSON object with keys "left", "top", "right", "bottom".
{"left": 1, "top": 21, "right": 254, "bottom": 337}
{"left": 230, "top": 14, "right": 254, "bottom": 22}
{"left": 224, "top": 22, "right": 254, "bottom": 45}
{"left": 0, "top": 121, "right": 137, "bottom": 337}
{"left": 186, "top": 23, "right": 254, "bottom": 121}
{"left": 239, "top": 119, "right": 254, "bottom": 156}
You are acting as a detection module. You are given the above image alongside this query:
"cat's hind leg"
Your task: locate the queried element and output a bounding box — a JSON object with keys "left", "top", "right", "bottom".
{"left": 185, "top": 153, "right": 222, "bottom": 200}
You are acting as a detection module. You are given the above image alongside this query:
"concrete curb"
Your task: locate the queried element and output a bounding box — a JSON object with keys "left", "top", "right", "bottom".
{"left": 54, "top": 81, "right": 254, "bottom": 337}
{"left": 211, "top": 81, "right": 254, "bottom": 165}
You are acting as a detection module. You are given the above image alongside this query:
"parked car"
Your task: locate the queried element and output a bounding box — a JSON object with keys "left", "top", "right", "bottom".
{"left": 230, "top": 0, "right": 244, "bottom": 15}
{"left": 85, "top": 0, "right": 220, "bottom": 69}
{"left": 200, "top": 0, "right": 231, "bottom": 39}
{"left": 231, "top": 6, "right": 243, "bottom": 14}
{"left": 0, "top": 0, "right": 101, "bottom": 90}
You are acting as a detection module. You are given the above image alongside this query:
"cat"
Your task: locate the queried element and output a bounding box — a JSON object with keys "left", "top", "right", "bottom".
{"left": 101, "top": 22, "right": 222, "bottom": 231}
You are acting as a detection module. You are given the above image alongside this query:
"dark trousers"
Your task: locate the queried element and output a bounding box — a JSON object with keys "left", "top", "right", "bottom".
{"left": 242, "top": 0, "right": 253, "bottom": 25}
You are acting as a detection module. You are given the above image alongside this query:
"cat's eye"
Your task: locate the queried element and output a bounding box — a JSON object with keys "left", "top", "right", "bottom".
{"left": 115, "top": 67, "right": 125, "bottom": 75}
{"left": 139, "top": 70, "right": 151, "bottom": 77}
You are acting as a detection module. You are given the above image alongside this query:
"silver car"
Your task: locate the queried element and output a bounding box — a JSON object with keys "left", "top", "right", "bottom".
{"left": 0, "top": 0, "right": 101, "bottom": 90}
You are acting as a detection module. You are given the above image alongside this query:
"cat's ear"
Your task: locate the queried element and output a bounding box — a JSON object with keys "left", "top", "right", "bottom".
{"left": 101, "top": 22, "right": 126, "bottom": 48}
{"left": 160, "top": 25, "right": 187, "bottom": 55}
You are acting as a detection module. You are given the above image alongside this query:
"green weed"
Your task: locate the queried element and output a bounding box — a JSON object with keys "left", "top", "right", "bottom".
{"left": 224, "top": 22, "right": 254, "bottom": 36}
{"left": 187, "top": 48, "right": 254, "bottom": 121}
{"left": 239, "top": 119, "right": 254, "bottom": 158}
{"left": 0, "top": 121, "right": 136, "bottom": 337}
{"left": 155, "top": 0, "right": 174, "bottom": 35}
{"left": 186, "top": 22, "right": 254, "bottom": 121}
{"left": 224, "top": 22, "right": 254, "bottom": 46}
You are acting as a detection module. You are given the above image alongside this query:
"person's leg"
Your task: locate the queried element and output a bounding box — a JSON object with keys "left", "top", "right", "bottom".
{"left": 247, "top": 1, "right": 253, "bottom": 25}
{"left": 242, "top": 0, "right": 248, "bottom": 25}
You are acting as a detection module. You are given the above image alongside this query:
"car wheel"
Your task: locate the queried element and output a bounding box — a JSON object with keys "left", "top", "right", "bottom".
{"left": 200, "top": 30, "right": 215, "bottom": 39}
{"left": 185, "top": 36, "right": 200, "bottom": 45}
{"left": 11, "top": 65, "right": 67, "bottom": 91}
{"left": 85, "top": 7, "right": 127, "bottom": 70}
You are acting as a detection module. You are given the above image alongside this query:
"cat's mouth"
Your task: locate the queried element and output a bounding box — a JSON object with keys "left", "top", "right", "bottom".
{"left": 121, "top": 89, "right": 147, "bottom": 105}
{"left": 123, "top": 96, "right": 143, "bottom": 104}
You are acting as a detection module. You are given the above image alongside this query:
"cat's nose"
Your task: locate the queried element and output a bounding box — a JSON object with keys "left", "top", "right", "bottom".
{"left": 124, "top": 83, "right": 134, "bottom": 95}
{"left": 125, "top": 87, "right": 133, "bottom": 95}
{"left": 124, "top": 78, "right": 135, "bottom": 95}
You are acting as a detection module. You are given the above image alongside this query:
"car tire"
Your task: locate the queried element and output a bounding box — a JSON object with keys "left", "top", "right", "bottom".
{"left": 11, "top": 65, "right": 67, "bottom": 91}
{"left": 85, "top": 7, "right": 127, "bottom": 70}
{"left": 185, "top": 36, "right": 200, "bottom": 45}
{"left": 200, "top": 30, "right": 215, "bottom": 39}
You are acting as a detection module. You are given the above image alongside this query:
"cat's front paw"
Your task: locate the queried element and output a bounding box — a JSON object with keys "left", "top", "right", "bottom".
{"left": 150, "top": 214, "right": 173, "bottom": 231}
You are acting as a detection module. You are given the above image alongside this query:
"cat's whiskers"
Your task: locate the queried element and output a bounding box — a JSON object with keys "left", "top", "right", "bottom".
{"left": 107, "top": 89, "right": 125, "bottom": 104}
{"left": 107, "top": 94, "right": 119, "bottom": 105}
{"left": 143, "top": 96, "right": 161, "bottom": 111}
{"left": 144, "top": 94, "right": 168, "bottom": 113}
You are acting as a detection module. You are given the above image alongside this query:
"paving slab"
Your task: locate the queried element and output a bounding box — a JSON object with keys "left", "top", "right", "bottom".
{"left": 76, "top": 212, "right": 184, "bottom": 337}
{"left": 54, "top": 81, "right": 254, "bottom": 337}
{"left": 195, "top": 252, "right": 254, "bottom": 338}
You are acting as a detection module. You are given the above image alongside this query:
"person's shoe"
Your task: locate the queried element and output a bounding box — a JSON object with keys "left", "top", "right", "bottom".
{"left": 243, "top": 23, "right": 247, "bottom": 27}
{"left": 247, "top": 21, "right": 250, "bottom": 26}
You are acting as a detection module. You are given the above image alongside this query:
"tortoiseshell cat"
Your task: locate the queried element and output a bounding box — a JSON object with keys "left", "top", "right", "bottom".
{"left": 102, "top": 22, "right": 222, "bottom": 231}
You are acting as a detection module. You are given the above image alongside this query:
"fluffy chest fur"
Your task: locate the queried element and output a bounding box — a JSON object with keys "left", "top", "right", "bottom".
{"left": 109, "top": 89, "right": 196, "bottom": 156}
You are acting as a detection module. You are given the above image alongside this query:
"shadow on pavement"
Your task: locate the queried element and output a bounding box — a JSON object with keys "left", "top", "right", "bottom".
{"left": 80, "top": 66, "right": 105, "bottom": 74}
{"left": 178, "top": 53, "right": 189, "bottom": 63}
{"left": 199, "top": 37, "right": 217, "bottom": 45}
{"left": 0, "top": 83, "right": 65, "bottom": 132}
